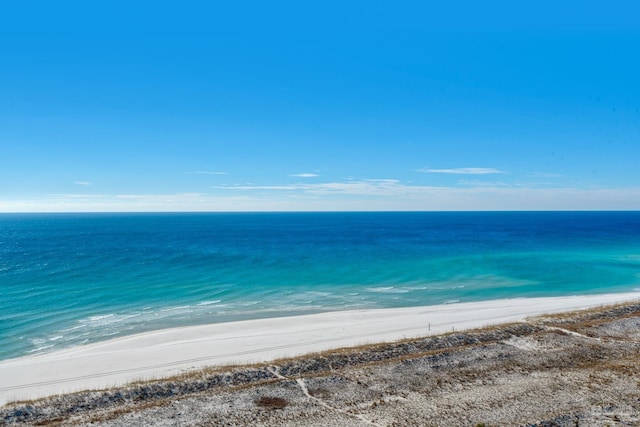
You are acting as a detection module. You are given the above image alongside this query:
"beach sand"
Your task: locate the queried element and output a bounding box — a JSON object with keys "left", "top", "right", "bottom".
{"left": 1, "top": 292, "right": 639, "bottom": 406}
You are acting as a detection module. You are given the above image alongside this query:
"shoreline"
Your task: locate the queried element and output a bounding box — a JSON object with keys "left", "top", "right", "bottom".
{"left": 2, "top": 291, "right": 640, "bottom": 406}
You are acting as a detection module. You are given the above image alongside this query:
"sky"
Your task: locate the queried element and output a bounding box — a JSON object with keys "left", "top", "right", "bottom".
{"left": 1, "top": 1, "right": 639, "bottom": 212}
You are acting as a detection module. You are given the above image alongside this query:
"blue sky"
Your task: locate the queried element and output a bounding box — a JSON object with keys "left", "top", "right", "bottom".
{"left": 1, "top": 1, "right": 639, "bottom": 211}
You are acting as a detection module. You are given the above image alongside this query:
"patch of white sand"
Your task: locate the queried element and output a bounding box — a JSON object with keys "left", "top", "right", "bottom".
{"left": 1, "top": 292, "right": 638, "bottom": 406}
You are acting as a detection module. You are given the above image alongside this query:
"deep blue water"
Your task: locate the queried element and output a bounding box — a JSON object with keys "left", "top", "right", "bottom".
{"left": 1, "top": 212, "right": 640, "bottom": 360}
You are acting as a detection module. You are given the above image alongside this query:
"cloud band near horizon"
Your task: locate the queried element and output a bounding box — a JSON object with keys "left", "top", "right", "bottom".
{"left": 3, "top": 180, "right": 640, "bottom": 212}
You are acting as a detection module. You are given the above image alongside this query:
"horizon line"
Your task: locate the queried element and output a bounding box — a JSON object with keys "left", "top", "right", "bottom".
{"left": 2, "top": 209, "right": 640, "bottom": 215}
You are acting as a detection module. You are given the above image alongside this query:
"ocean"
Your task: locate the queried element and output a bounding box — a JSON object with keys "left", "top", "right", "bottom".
{"left": 1, "top": 211, "right": 639, "bottom": 361}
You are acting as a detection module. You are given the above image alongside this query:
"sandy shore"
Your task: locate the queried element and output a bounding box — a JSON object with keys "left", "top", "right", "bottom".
{"left": 1, "top": 292, "right": 639, "bottom": 406}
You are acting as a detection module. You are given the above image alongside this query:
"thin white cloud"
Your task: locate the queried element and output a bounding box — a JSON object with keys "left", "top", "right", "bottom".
{"left": 221, "top": 185, "right": 303, "bottom": 191}
{"left": 51, "top": 193, "right": 105, "bottom": 199}
{"left": 213, "top": 179, "right": 410, "bottom": 196}
{"left": 74, "top": 181, "right": 92, "bottom": 186}
{"left": 526, "top": 172, "right": 563, "bottom": 178}
{"left": 417, "top": 168, "right": 506, "bottom": 175}
{"left": 290, "top": 173, "right": 320, "bottom": 178}
{"left": 115, "top": 192, "right": 207, "bottom": 200}
{"left": 188, "top": 171, "right": 228, "bottom": 175}
{"left": 458, "top": 179, "right": 511, "bottom": 187}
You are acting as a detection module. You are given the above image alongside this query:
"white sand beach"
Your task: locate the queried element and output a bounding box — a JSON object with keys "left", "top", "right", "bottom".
{"left": 1, "top": 292, "right": 639, "bottom": 406}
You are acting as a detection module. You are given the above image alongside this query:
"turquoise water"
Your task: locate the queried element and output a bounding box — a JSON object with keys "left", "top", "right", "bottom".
{"left": 1, "top": 212, "right": 639, "bottom": 360}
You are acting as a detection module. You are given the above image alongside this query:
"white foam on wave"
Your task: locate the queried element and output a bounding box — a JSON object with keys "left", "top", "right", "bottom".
{"left": 404, "top": 286, "right": 429, "bottom": 291}
{"left": 241, "top": 301, "right": 263, "bottom": 306}
{"left": 197, "top": 300, "right": 222, "bottom": 306}
{"left": 27, "top": 344, "right": 54, "bottom": 353}
{"left": 425, "top": 274, "right": 533, "bottom": 290}
{"left": 160, "top": 306, "right": 192, "bottom": 312}
{"left": 87, "top": 313, "right": 143, "bottom": 326}
{"left": 305, "top": 291, "right": 332, "bottom": 297}
{"left": 25, "top": 302, "right": 240, "bottom": 357}
{"left": 88, "top": 314, "right": 114, "bottom": 321}
{"left": 366, "top": 286, "right": 410, "bottom": 294}
{"left": 60, "top": 324, "right": 87, "bottom": 332}
{"left": 27, "top": 338, "right": 57, "bottom": 354}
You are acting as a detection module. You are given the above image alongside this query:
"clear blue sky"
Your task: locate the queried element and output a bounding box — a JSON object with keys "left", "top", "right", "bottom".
{"left": 1, "top": 1, "right": 639, "bottom": 211}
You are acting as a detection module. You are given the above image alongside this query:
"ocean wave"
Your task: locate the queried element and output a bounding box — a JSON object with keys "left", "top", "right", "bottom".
{"left": 160, "top": 305, "right": 192, "bottom": 312}
{"left": 304, "top": 291, "right": 332, "bottom": 297}
{"left": 60, "top": 324, "right": 88, "bottom": 332}
{"left": 197, "top": 300, "right": 222, "bottom": 306}
{"left": 28, "top": 344, "right": 55, "bottom": 353}
{"left": 87, "top": 313, "right": 142, "bottom": 325}
{"left": 366, "top": 286, "right": 410, "bottom": 294}
{"left": 425, "top": 285, "right": 470, "bottom": 291}
{"left": 240, "top": 301, "right": 262, "bottom": 307}
{"left": 88, "top": 314, "right": 114, "bottom": 321}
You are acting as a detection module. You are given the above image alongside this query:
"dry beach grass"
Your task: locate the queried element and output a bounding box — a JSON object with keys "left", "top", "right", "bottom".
{"left": 2, "top": 301, "right": 640, "bottom": 426}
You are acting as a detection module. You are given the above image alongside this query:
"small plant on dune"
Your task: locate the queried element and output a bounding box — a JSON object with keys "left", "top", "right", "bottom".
{"left": 256, "top": 396, "right": 288, "bottom": 410}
